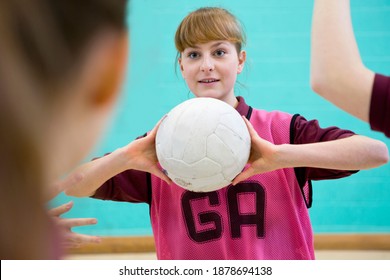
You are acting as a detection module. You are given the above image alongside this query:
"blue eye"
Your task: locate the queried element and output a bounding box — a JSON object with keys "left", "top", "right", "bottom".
{"left": 188, "top": 52, "right": 200, "bottom": 59}
{"left": 214, "top": 49, "right": 226, "bottom": 57}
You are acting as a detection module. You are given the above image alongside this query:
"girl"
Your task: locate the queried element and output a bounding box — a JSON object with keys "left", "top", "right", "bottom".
{"left": 0, "top": 0, "right": 128, "bottom": 259}
{"left": 65, "top": 7, "right": 388, "bottom": 260}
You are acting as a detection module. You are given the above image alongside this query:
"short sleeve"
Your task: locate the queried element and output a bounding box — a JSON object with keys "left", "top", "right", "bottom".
{"left": 90, "top": 136, "right": 152, "bottom": 204}
{"left": 369, "top": 73, "right": 390, "bottom": 137}
{"left": 291, "top": 115, "right": 358, "bottom": 181}
{"left": 92, "top": 168, "right": 151, "bottom": 203}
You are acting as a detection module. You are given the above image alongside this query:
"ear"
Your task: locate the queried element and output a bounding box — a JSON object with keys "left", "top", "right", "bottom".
{"left": 237, "top": 50, "right": 246, "bottom": 74}
{"left": 79, "top": 31, "right": 129, "bottom": 108}
{"left": 178, "top": 56, "right": 186, "bottom": 79}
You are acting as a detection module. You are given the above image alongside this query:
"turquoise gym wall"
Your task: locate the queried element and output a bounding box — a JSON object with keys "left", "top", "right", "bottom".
{"left": 53, "top": 0, "right": 390, "bottom": 236}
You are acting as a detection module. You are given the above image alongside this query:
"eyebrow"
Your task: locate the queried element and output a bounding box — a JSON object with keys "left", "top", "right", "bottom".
{"left": 210, "top": 42, "right": 227, "bottom": 48}
{"left": 186, "top": 41, "right": 228, "bottom": 50}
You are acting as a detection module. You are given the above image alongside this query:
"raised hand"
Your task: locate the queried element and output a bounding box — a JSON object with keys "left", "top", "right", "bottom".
{"left": 48, "top": 201, "right": 101, "bottom": 248}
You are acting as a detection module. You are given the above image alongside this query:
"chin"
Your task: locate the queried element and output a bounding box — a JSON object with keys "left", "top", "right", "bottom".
{"left": 193, "top": 90, "right": 224, "bottom": 100}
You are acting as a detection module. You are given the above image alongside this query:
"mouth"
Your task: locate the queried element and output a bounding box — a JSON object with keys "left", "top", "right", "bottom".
{"left": 198, "top": 78, "right": 220, "bottom": 84}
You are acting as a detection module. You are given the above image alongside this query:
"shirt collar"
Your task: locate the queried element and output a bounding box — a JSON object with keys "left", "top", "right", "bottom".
{"left": 235, "top": 96, "right": 250, "bottom": 117}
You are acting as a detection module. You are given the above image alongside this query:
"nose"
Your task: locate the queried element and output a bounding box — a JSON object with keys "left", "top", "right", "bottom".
{"left": 200, "top": 55, "right": 214, "bottom": 72}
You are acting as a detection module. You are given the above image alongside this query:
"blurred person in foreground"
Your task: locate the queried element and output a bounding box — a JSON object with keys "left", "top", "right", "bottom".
{"left": 0, "top": 0, "right": 129, "bottom": 259}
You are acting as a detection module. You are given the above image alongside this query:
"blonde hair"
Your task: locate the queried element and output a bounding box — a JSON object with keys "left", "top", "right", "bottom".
{"left": 175, "top": 7, "right": 246, "bottom": 55}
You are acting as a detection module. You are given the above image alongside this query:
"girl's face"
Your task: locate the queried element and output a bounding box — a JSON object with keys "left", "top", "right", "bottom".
{"left": 179, "top": 40, "right": 246, "bottom": 107}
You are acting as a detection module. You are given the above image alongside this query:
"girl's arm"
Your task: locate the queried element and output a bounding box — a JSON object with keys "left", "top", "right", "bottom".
{"left": 232, "top": 117, "right": 388, "bottom": 184}
{"left": 64, "top": 122, "right": 171, "bottom": 197}
{"left": 310, "top": 0, "right": 375, "bottom": 122}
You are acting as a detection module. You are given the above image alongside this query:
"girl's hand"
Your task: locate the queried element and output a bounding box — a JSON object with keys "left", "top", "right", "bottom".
{"left": 124, "top": 117, "right": 172, "bottom": 185}
{"left": 232, "top": 117, "right": 281, "bottom": 185}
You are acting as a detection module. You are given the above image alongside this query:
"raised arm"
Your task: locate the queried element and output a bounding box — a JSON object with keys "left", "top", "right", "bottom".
{"left": 310, "top": 0, "right": 375, "bottom": 122}
{"left": 232, "top": 117, "right": 388, "bottom": 184}
{"left": 64, "top": 122, "right": 171, "bottom": 197}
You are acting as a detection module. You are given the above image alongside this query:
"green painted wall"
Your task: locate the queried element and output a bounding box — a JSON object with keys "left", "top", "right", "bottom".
{"left": 53, "top": 0, "right": 390, "bottom": 236}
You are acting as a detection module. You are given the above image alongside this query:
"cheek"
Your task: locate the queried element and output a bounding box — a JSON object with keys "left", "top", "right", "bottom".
{"left": 182, "top": 64, "right": 195, "bottom": 78}
{"left": 182, "top": 68, "right": 198, "bottom": 86}
{"left": 223, "top": 66, "right": 239, "bottom": 83}
{"left": 72, "top": 111, "right": 111, "bottom": 165}
{"left": 84, "top": 111, "right": 111, "bottom": 148}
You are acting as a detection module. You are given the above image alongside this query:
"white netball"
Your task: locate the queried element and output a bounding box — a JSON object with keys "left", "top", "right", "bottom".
{"left": 155, "top": 97, "right": 251, "bottom": 192}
